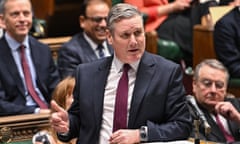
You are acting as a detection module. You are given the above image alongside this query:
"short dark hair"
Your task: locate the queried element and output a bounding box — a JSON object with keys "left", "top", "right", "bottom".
{"left": 80, "top": 0, "right": 108, "bottom": 16}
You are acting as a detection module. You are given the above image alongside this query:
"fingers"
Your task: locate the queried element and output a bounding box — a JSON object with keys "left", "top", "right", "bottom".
{"left": 50, "top": 100, "right": 69, "bottom": 133}
{"left": 215, "top": 102, "right": 237, "bottom": 118}
{"left": 51, "top": 100, "right": 65, "bottom": 113}
{"left": 109, "top": 129, "right": 139, "bottom": 144}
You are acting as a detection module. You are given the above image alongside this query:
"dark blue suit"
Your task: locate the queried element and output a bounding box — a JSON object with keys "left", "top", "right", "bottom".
{"left": 0, "top": 36, "right": 60, "bottom": 116}
{"left": 214, "top": 7, "right": 240, "bottom": 78}
{"left": 190, "top": 98, "right": 240, "bottom": 143}
{"left": 57, "top": 32, "right": 113, "bottom": 79}
{"left": 59, "top": 52, "right": 192, "bottom": 143}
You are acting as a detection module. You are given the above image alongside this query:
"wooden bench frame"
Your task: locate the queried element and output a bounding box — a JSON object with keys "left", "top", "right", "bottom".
{"left": 39, "top": 36, "right": 71, "bottom": 62}
{"left": 0, "top": 113, "right": 50, "bottom": 143}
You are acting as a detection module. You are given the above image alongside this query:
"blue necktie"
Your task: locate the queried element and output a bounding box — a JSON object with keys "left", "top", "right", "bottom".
{"left": 97, "top": 44, "right": 105, "bottom": 58}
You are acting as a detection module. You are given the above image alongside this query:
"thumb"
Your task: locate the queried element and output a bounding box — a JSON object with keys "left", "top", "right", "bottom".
{"left": 51, "top": 100, "right": 65, "bottom": 112}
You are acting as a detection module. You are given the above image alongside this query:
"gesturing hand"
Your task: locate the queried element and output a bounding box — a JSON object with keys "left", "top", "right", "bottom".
{"left": 50, "top": 100, "right": 70, "bottom": 133}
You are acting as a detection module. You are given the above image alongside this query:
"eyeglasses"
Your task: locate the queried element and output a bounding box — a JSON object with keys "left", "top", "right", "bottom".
{"left": 85, "top": 16, "right": 107, "bottom": 23}
{"left": 199, "top": 78, "right": 225, "bottom": 89}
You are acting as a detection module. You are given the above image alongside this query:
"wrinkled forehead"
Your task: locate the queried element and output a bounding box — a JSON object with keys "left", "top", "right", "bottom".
{"left": 3, "top": 0, "right": 32, "bottom": 12}
{"left": 110, "top": 15, "right": 143, "bottom": 31}
{"left": 198, "top": 65, "right": 227, "bottom": 81}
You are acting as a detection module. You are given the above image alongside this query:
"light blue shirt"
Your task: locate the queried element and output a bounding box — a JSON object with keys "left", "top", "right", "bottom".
{"left": 5, "top": 33, "right": 46, "bottom": 107}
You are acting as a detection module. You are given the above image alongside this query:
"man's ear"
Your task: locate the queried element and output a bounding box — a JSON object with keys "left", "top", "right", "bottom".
{"left": 0, "top": 14, "right": 6, "bottom": 29}
{"left": 192, "top": 79, "right": 197, "bottom": 94}
{"left": 79, "top": 15, "right": 85, "bottom": 29}
{"left": 106, "top": 29, "right": 113, "bottom": 45}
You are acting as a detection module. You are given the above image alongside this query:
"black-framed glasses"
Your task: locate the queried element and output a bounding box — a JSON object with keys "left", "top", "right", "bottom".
{"left": 199, "top": 78, "right": 225, "bottom": 89}
{"left": 85, "top": 16, "right": 107, "bottom": 23}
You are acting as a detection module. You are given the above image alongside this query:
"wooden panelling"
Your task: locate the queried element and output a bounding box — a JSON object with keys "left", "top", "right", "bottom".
{"left": 193, "top": 24, "right": 240, "bottom": 97}
{"left": 39, "top": 36, "right": 71, "bottom": 62}
{"left": 193, "top": 25, "right": 215, "bottom": 68}
{"left": 0, "top": 113, "right": 50, "bottom": 143}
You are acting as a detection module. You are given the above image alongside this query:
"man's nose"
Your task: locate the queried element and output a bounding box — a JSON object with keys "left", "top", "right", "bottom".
{"left": 210, "top": 83, "right": 217, "bottom": 92}
{"left": 98, "top": 18, "right": 107, "bottom": 26}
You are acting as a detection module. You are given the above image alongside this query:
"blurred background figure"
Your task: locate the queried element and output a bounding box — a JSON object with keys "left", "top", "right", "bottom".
{"left": 0, "top": 0, "right": 60, "bottom": 116}
{"left": 51, "top": 76, "right": 76, "bottom": 144}
{"left": 52, "top": 76, "right": 75, "bottom": 110}
{"left": 214, "top": 6, "right": 240, "bottom": 78}
{"left": 57, "top": 0, "right": 113, "bottom": 79}
{"left": 124, "top": 0, "right": 212, "bottom": 67}
{"left": 32, "top": 130, "right": 56, "bottom": 144}
{"left": 0, "top": 0, "right": 4, "bottom": 38}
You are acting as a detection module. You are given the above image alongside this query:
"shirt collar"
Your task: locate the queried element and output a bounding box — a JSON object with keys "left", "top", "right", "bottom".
{"left": 112, "top": 53, "right": 140, "bottom": 73}
{"left": 5, "top": 32, "right": 29, "bottom": 51}
{"left": 83, "top": 32, "right": 107, "bottom": 50}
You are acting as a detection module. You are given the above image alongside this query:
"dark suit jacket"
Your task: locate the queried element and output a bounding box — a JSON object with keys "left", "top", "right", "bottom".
{"left": 214, "top": 7, "right": 240, "bottom": 78}
{"left": 190, "top": 98, "right": 240, "bottom": 143}
{"left": 59, "top": 52, "right": 192, "bottom": 143}
{"left": 0, "top": 36, "right": 60, "bottom": 116}
{"left": 57, "top": 32, "right": 113, "bottom": 79}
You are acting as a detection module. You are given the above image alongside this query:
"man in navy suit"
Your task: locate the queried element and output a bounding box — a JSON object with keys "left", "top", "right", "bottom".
{"left": 51, "top": 3, "right": 192, "bottom": 144}
{"left": 190, "top": 59, "right": 240, "bottom": 143}
{"left": 214, "top": 6, "right": 240, "bottom": 78}
{"left": 0, "top": 0, "right": 60, "bottom": 116}
{"left": 57, "top": 0, "right": 113, "bottom": 79}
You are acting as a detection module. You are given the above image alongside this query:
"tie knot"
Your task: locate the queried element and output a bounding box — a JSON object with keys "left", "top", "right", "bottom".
{"left": 97, "top": 44, "right": 105, "bottom": 58}
{"left": 123, "top": 64, "right": 130, "bottom": 72}
{"left": 97, "top": 44, "right": 103, "bottom": 50}
{"left": 19, "top": 44, "right": 26, "bottom": 51}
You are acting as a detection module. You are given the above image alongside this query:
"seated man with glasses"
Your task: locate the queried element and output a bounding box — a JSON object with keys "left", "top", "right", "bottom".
{"left": 189, "top": 59, "right": 240, "bottom": 143}
{"left": 57, "top": 0, "right": 113, "bottom": 79}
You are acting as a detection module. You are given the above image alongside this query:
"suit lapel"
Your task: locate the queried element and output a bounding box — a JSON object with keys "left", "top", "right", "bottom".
{"left": 78, "top": 34, "right": 98, "bottom": 62}
{"left": 204, "top": 111, "right": 226, "bottom": 141}
{"left": 128, "top": 52, "right": 155, "bottom": 127}
{"left": 0, "top": 38, "right": 25, "bottom": 96}
{"left": 92, "top": 58, "right": 113, "bottom": 124}
{"left": 107, "top": 43, "right": 114, "bottom": 55}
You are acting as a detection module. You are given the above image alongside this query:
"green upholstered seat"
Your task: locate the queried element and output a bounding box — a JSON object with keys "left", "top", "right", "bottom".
{"left": 112, "top": 0, "right": 123, "bottom": 6}
{"left": 157, "top": 39, "right": 183, "bottom": 62}
{"left": 229, "top": 78, "right": 240, "bottom": 88}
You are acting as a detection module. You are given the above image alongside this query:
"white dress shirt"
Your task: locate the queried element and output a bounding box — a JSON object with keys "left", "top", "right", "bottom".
{"left": 99, "top": 54, "right": 139, "bottom": 144}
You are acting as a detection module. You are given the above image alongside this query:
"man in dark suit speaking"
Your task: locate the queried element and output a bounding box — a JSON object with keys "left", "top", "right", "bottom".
{"left": 0, "top": 0, "right": 60, "bottom": 116}
{"left": 51, "top": 3, "right": 192, "bottom": 144}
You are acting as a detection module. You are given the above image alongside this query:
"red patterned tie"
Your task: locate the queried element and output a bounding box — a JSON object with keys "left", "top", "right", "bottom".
{"left": 215, "top": 114, "right": 235, "bottom": 143}
{"left": 19, "top": 45, "right": 48, "bottom": 109}
{"left": 113, "top": 64, "right": 130, "bottom": 132}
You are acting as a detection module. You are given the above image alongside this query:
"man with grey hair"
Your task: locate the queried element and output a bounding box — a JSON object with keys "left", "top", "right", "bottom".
{"left": 190, "top": 59, "right": 240, "bottom": 143}
{"left": 51, "top": 3, "right": 191, "bottom": 144}
{"left": 0, "top": 0, "right": 60, "bottom": 115}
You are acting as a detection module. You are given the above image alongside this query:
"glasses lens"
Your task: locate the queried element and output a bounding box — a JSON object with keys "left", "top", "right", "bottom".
{"left": 200, "top": 79, "right": 224, "bottom": 89}
{"left": 86, "top": 16, "right": 107, "bottom": 23}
